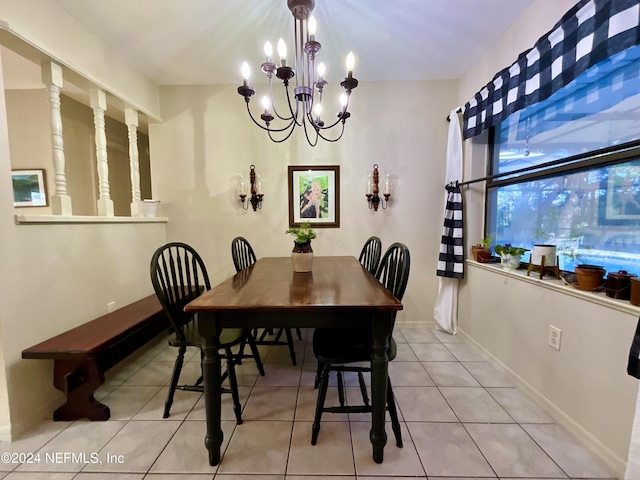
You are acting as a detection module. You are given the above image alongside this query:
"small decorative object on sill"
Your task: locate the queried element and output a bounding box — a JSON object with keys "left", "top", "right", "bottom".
{"left": 286, "top": 221, "right": 316, "bottom": 273}
{"left": 527, "top": 245, "right": 560, "bottom": 279}
{"left": 471, "top": 237, "right": 492, "bottom": 262}
{"left": 141, "top": 199, "right": 161, "bottom": 218}
{"left": 606, "top": 270, "right": 637, "bottom": 300}
{"left": 494, "top": 243, "right": 528, "bottom": 270}
{"left": 574, "top": 264, "right": 606, "bottom": 292}
{"left": 630, "top": 277, "right": 640, "bottom": 306}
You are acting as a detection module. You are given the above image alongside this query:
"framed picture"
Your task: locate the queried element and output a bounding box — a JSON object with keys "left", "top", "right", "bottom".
{"left": 288, "top": 165, "right": 340, "bottom": 228}
{"left": 599, "top": 163, "right": 640, "bottom": 225}
{"left": 12, "top": 169, "right": 48, "bottom": 207}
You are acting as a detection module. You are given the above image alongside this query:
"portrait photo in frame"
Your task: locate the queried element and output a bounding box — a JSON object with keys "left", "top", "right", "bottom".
{"left": 288, "top": 165, "right": 340, "bottom": 228}
{"left": 12, "top": 169, "right": 48, "bottom": 207}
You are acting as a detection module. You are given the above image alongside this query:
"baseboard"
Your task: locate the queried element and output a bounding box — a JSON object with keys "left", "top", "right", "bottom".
{"left": 458, "top": 328, "right": 627, "bottom": 478}
{"left": 4, "top": 397, "right": 59, "bottom": 442}
{"left": 395, "top": 319, "right": 435, "bottom": 328}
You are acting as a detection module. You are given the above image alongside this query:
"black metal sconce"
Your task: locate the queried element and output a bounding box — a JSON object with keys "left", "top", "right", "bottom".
{"left": 239, "top": 164, "right": 263, "bottom": 211}
{"left": 365, "top": 163, "right": 391, "bottom": 211}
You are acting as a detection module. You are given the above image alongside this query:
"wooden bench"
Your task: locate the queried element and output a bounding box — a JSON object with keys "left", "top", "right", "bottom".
{"left": 22, "top": 294, "right": 168, "bottom": 421}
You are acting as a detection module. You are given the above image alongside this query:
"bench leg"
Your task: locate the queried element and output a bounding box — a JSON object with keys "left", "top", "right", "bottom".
{"left": 52, "top": 359, "right": 110, "bottom": 421}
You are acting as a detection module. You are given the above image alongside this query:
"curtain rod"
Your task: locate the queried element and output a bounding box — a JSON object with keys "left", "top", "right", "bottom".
{"left": 452, "top": 141, "right": 640, "bottom": 189}
{"left": 446, "top": 107, "right": 463, "bottom": 122}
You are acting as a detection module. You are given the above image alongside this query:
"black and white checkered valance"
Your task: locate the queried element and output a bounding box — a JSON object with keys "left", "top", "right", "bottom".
{"left": 462, "top": 0, "right": 640, "bottom": 139}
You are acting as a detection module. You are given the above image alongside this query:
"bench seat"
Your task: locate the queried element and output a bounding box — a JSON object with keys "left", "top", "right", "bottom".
{"left": 22, "top": 294, "right": 168, "bottom": 421}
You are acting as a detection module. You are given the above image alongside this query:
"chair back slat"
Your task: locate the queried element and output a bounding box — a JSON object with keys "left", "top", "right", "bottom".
{"left": 358, "top": 236, "right": 382, "bottom": 275}
{"left": 375, "top": 242, "right": 410, "bottom": 302}
{"left": 150, "top": 242, "right": 211, "bottom": 341}
{"left": 231, "top": 237, "right": 257, "bottom": 272}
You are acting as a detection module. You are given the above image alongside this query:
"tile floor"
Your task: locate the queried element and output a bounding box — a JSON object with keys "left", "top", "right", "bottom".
{"left": 0, "top": 326, "right": 620, "bottom": 479}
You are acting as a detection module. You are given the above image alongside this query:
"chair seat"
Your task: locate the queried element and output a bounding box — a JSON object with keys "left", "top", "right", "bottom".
{"left": 312, "top": 328, "right": 397, "bottom": 364}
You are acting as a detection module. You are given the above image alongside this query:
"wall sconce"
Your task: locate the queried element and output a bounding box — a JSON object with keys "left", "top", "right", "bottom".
{"left": 365, "top": 164, "right": 392, "bottom": 211}
{"left": 239, "top": 164, "right": 263, "bottom": 211}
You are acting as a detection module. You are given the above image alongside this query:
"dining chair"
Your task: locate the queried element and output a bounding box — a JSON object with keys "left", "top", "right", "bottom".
{"left": 231, "top": 236, "right": 301, "bottom": 365}
{"left": 311, "top": 242, "right": 410, "bottom": 447}
{"left": 150, "top": 241, "right": 264, "bottom": 421}
{"left": 358, "top": 236, "right": 382, "bottom": 274}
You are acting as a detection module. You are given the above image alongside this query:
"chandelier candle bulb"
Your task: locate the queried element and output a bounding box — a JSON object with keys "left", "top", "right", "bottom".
{"left": 241, "top": 62, "right": 251, "bottom": 85}
{"left": 317, "top": 62, "right": 325, "bottom": 80}
{"left": 346, "top": 52, "right": 355, "bottom": 78}
{"left": 261, "top": 96, "right": 271, "bottom": 115}
{"left": 308, "top": 16, "right": 316, "bottom": 41}
{"left": 277, "top": 38, "right": 287, "bottom": 66}
{"left": 264, "top": 41, "right": 273, "bottom": 63}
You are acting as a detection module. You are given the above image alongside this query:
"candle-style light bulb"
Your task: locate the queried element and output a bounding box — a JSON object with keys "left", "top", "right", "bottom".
{"left": 383, "top": 172, "right": 392, "bottom": 195}
{"left": 346, "top": 51, "right": 355, "bottom": 78}
{"left": 314, "top": 102, "right": 323, "bottom": 121}
{"left": 239, "top": 172, "right": 248, "bottom": 196}
{"left": 308, "top": 15, "right": 317, "bottom": 40}
{"left": 317, "top": 62, "right": 326, "bottom": 79}
{"left": 340, "top": 93, "right": 348, "bottom": 109}
{"left": 261, "top": 96, "right": 271, "bottom": 113}
{"left": 365, "top": 174, "right": 373, "bottom": 195}
{"left": 277, "top": 38, "right": 287, "bottom": 66}
{"left": 241, "top": 62, "right": 251, "bottom": 84}
{"left": 264, "top": 41, "right": 273, "bottom": 62}
{"left": 255, "top": 175, "right": 263, "bottom": 195}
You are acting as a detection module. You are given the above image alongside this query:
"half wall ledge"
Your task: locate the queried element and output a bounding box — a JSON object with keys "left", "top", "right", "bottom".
{"left": 15, "top": 215, "right": 168, "bottom": 225}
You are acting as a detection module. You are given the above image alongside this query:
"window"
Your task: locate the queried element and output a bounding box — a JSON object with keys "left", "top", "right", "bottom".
{"left": 487, "top": 44, "right": 640, "bottom": 274}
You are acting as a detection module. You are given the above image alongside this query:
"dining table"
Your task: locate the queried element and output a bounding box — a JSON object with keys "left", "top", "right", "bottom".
{"left": 184, "top": 255, "right": 403, "bottom": 466}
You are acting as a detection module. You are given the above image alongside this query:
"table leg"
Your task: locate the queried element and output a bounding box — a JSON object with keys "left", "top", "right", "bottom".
{"left": 370, "top": 314, "right": 392, "bottom": 463}
{"left": 199, "top": 315, "right": 223, "bottom": 466}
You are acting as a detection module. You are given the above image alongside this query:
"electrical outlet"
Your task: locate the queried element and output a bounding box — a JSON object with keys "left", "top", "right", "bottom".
{"left": 548, "top": 325, "right": 562, "bottom": 351}
{"left": 107, "top": 301, "right": 116, "bottom": 313}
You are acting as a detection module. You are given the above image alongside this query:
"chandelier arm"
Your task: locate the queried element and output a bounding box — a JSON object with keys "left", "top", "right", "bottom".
{"left": 315, "top": 121, "right": 346, "bottom": 143}
{"left": 317, "top": 115, "right": 348, "bottom": 130}
{"left": 301, "top": 118, "right": 320, "bottom": 147}
{"left": 267, "top": 121, "right": 299, "bottom": 143}
{"left": 244, "top": 103, "right": 297, "bottom": 133}
{"left": 269, "top": 82, "right": 296, "bottom": 122}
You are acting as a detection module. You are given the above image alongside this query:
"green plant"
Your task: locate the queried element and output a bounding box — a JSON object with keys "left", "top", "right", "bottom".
{"left": 494, "top": 243, "right": 528, "bottom": 256}
{"left": 480, "top": 236, "right": 492, "bottom": 249}
{"left": 285, "top": 222, "right": 317, "bottom": 244}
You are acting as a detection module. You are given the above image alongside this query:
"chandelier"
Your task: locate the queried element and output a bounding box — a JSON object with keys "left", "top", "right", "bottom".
{"left": 237, "top": 0, "right": 358, "bottom": 146}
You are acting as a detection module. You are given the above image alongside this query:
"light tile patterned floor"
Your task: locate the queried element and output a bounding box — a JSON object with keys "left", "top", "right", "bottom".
{"left": 0, "top": 327, "right": 619, "bottom": 479}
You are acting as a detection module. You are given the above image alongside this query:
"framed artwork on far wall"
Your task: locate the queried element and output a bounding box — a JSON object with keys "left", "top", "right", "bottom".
{"left": 12, "top": 169, "right": 48, "bottom": 207}
{"left": 288, "top": 165, "right": 340, "bottom": 228}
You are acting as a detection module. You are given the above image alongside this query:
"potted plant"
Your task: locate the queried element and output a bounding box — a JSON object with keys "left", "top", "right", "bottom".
{"left": 494, "top": 243, "right": 528, "bottom": 270}
{"left": 471, "top": 237, "right": 492, "bottom": 262}
{"left": 574, "top": 264, "right": 606, "bottom": 291}
{"left": 285, "top": 222, "right": 317, "bottom": 272}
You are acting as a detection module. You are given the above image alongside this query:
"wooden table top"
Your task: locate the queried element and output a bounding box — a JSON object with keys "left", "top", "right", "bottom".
{"left": 185, "top": 256, "right": 403, "bottom": 313}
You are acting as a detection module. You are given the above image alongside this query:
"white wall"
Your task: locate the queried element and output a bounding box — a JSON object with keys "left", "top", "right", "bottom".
{"left": 150, "top": 80, "right": 459, "bottom": 323}
{"left": 457, "top": 0, "right": 639, "bottom": 475}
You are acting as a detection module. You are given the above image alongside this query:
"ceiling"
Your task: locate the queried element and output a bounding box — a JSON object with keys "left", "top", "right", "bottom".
{"left": 45, "top": 0, "right": 535, "bottom": 86}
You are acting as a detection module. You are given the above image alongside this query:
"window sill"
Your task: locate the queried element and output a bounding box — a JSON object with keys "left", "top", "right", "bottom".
{"left": 468, "top": 259, "right": 640, "bottom": 316}
{"left": 14, "top": 214, "right": 168, "bottom": 225}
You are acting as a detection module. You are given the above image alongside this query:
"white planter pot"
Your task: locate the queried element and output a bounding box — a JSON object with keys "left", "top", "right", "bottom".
{"left": 531, "top": 244, "right": 557, "bottom": 266}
